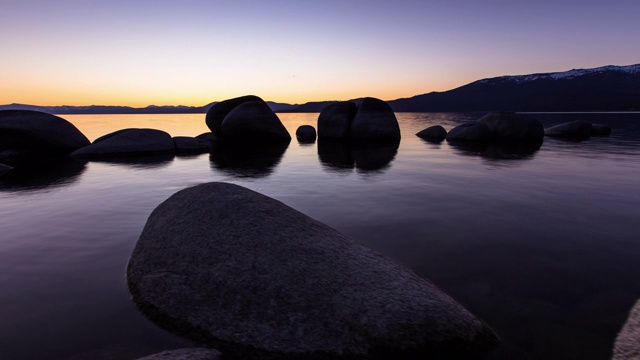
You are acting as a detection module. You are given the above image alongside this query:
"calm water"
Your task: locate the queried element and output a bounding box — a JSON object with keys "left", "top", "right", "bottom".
{"left": 1, "top": 112, "right": 639, "bottom": 360}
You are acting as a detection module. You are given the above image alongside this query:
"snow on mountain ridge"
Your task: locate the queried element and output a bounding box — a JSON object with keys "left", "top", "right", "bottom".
{"left": 478, "top": 64, "right": 640, "bottom": 84}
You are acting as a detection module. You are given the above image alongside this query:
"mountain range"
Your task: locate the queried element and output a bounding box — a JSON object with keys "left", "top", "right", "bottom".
{"left": 2, "top": 64, "right": 639, "bottom": 114}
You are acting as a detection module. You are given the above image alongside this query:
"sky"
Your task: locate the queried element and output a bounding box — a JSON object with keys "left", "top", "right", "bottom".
{"left": 1, "top": 0, "right": 639, "bottom": 107}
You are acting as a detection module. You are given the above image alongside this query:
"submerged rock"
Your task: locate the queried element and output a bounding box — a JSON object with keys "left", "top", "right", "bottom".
{"left": 205, "top": 95, "right": 263, "bottom": 135}
{"left": 416, "top": 125, "right": 447, "bottom": 142}
{"left": 349, "top": 97, "right": 401, "bottom": 139}
{"left": 0, "top": 162, "right": 12, "bottom": 176}
{"left": 220, "top": 101, "right": 291, "bottom": 142}
{"left": 128, "top": 182, "right": 499, "bottom": 359}
{"left": 613, "top": 299, "right": 640, "bottom": 360}
{"left": 477, "top": 112, "right": 544, "bottom": 139}
{"left": 295, "top": 125, "right": 317, "bottom": 143}
{"left": 173, "top": 136, "right": 211, "bottom": 155}
{"left": 137, "top": 348, "right": 221, "bottom": 360}
{"left": 591, "top": 123, "right": 612, "bottom": 136}
{"left": 0, "top": 110, "right": 90, "bottom": 158}
{"left": 71, "top": 128, "right": 175, "bottom": 158}
{"left": 317, "top": 101, "right": 357, "bottom": 138}
{"left": 446, "top": 122, "right": 491, "bottom": 141}
{"left": 544, "top": 120, "right": 592, "bottom": 140}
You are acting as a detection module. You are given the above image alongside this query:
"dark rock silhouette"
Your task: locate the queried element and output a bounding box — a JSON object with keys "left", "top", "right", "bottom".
{"left": 0, "top": 110, "right": 90, "bottom": 162}
{"left": 220, "top": 101, "right": 291, "bottom": 143}
{"left": 195, "top": 132, "right": 219, "bottom": 143}
{"left": 205, "top": 95, "right": 262, "bottom": 135}
{"left": 173, "top": 136, "right": 211, "bottom": 155}
{"left": 591, "top": 123, "right": 612, "bottom": 136}
{"left": 317, "top": 101, "right": 357, "bottom": 138}
{"left": 127, "top": 182, "right": 499, "bottom": 359}
{"left": 446, "top": 122, "right": 491, "bottom": 141}
{"left": 349, "top": 97, "right": 401, "bottom": 139}
{"left": 613, "top": 299, "right": 640, "bottom": 360}
{"left": 544, "top": 120, "right": 593, "bottom": 140}
{"left": 295, "top": 125, "right": 316, "bottom": 143}
{"left": 137, "top": 348, "right": 221, "bottom": 360}
{"left": 477, "top": 112, "right": 544, "bottom": 139}
{"left": 416, "top": 125, "right": 447, "bottom": 142}
{"left": 209, "top": 141, "right": 288, "bottom": 178}
{"left": 71, "top": 128, "right": 175, "bottom": 158}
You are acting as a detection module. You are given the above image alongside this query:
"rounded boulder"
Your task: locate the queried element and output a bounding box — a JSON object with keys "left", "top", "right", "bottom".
{"left": 71, "top": 128, "right": 175, "bottom": 158}
{"left": 477, "top": 112, "right": 544, "bottom": 139}
{"left": 220, "top": 101, "right": 291, "bottom": 142}
{"left": 349, "top": 97, "right": 401, "bottom": 139}
{"left": 127, "top": 182, "right": 499, "bottom": 358}
{"left": 0, "top": 110, "right": 90, "bottom": 155}
{"left": 446, "top": 122, "right": 491, "bottom": 141}
{"left": 295, "top": 125, "right": 316, "bottom": 142}
{"left": 544, "top": 120, "right": 592, "bottom": 139}
{"left": 317, "top": 101, "right": 357, "bottom": 138}
{"left": 205, "top": 95, "right": 263, "bottom": 135}
{"left": 416, "top": 125, "right": 447, "bottom": 142}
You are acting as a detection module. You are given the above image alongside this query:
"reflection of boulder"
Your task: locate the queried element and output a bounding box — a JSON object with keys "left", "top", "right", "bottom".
{"left": 173, "top": 136, "right": 211, "bottom": 156}
{"left": 0, "top": 110, "right": 90, "bottom": 157}
{"left": 591, "top": 124, "right": 612, "bottom": 136}
{"left": 351, "top": 139, "right": 400, "bottom": 172}
{"left": 71, "top": 128, "right": 175, "bottom": 158}
{"left": 137, "top": 348, "right": 221, "bottom": 360}
{"left": 349, "top": 97, "right": 401, "bottom": 139}
{"left": 209, "top": 141, "right": 288, "bottom": 178}
{"left": 317, "top": 101, "right": 357, "bottom": 138}
{"left": 448, "top": 139, "right": 489, "bottom": 154}
{"left": 317, "top": 139, "right": 354, "bottom": 173}
{"left": 478, "top": 112, "right": 544, "bottom": 139}
{"left": 446, "top": 122, "right": 491, "bottom": 141}
{"left": 0, "top": 158, "right": 87, "bottom": 192}
{"left": 545, "top": 120, "right": 592, "bottom": 140}
{"left": 82, "top": 154, "right": 175, "bottom": 169}
{"left": 127, "top": 182, "right": 499, "bottom": 359}
{"left": 205, "top": 95, "right": 262, "bottom": 135}
{"left": 416, "top": 125, "right": 447, "bottom": 142}
{"left": 448, "top": 139, "right": 542, "bottom": 162}
{"left": 295, "top": 125, "right": 316, "bottom": 143}
{"left": 613, "top": 299, "right": 640, "bottom": 360}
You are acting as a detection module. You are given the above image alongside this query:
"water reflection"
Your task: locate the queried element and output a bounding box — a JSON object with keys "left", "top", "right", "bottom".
{"left": 209, "top": 141, "right": 289, "bottom": 178}
{"left": 0, "top": 158, "right": 87, "bottom": 192}
{"left": 317, "top": 139, "right": 399, "bottom": 174}
{"left": 447, "top": 139, "right": 542, "bottom": 163}
{"left": 82, "top": 154, "right": 175, "bottom": 169}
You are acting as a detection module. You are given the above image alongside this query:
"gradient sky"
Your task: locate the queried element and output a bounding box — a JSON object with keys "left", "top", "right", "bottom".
{"left": 1, "top": 0, "right": 639, "bottom": 106}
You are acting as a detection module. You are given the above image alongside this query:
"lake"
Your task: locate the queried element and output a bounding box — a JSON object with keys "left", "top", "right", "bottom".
{"left": 1, "top": 112, "right": 639, "bottom": 360}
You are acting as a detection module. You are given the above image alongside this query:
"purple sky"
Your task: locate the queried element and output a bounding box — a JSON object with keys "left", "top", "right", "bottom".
{"left": 1, "top": 0, "right": 638, "bottom": 106}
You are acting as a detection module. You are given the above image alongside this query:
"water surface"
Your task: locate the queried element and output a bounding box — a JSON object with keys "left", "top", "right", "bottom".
{"left": 1, "top": 112, "right": 639, "bottom": 360}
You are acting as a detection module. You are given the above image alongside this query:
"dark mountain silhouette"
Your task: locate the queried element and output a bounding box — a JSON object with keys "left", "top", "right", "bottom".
{"left": 388, "top": 64, "right": 640, "bottom": 112}
{"left": 2, "top": 64, "right": 638, "bottom": 113}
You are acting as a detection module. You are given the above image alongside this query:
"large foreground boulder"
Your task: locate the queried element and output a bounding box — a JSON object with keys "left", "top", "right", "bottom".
{"left": 477, "top": 112, "right": 544, "bottom": 139}
{"left": 137, "top": 348, "right": 221, "bottom": 360}
{"left": 613, "top": 299, "right": 640, "bottom": 360}
{"left": 0, "top": 110, "right": 90, "bottom": 156}
{"left": 544, "top": 120, "right": 592, "bottom": 139}
{"left": 317, "top": 101, "right": 357, "bottom": 138}
{"left": 128, "top": 182, "right": 498, "bottom": 359}
{"left": 349, "top": 97, "right": 401, "bottom": 139}
{"left": 220, "top": 101, "right": 291, "bottom": 142}
{"left": 205, "top": 95, "right": 263, "bottom": 135}
{"left": 71, "top": 128, "right": 175, "bottom": 158}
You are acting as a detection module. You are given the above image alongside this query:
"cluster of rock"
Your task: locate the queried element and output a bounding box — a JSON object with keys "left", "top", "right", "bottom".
{"left": 128, "top": 182, "right": 499, "bottom": 359}
{"left": 544, "top": 120, "right": 611, "bottom": 139}
{"left": 317, "top": 97, "right": 401, "bottom": 139}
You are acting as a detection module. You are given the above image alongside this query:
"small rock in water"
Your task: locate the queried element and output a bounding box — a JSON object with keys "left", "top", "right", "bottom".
{"left": 416, "top": 125, "right": 447, "bottom": 142}
{"left": 544, "top": 120, "right": 592, "bottom": 140}
{"left": 295, "top": 125, "right": 317, "bottom": 142}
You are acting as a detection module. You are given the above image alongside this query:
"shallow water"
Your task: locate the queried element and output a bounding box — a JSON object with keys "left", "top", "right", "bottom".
{"left": 0, "top": 112, "right": 639, "bottom": 359}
